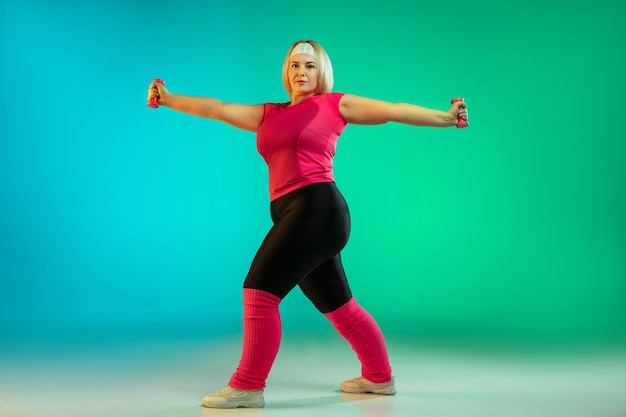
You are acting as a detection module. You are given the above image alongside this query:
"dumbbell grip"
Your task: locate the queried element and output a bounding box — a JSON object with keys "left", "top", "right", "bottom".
{"left": 451, "top": 97, "right": 469, "bottom": 128}
{"left": 147, "top": 78, "right": 165, "bottom": 108}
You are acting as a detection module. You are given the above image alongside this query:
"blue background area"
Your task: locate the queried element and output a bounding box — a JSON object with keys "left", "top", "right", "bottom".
{"left": 1, "top": 0, "right": 625, "bottom": 349}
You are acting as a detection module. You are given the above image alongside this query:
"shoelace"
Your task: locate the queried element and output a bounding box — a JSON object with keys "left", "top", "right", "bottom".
{"left": 214, "top": 386, "right": 234, "bottom": 395}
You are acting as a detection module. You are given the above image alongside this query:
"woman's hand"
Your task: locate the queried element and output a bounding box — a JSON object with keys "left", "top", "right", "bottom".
{"left": 147, "top": 80, "right": 170, "bottom": 106}
{"left": 448, "top": 100, "right": 469, "bottom": 124}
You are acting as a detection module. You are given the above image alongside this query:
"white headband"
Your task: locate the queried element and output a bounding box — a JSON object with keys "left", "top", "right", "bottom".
{"left": 290, "top": 42, "right": 316, "bottom": 59}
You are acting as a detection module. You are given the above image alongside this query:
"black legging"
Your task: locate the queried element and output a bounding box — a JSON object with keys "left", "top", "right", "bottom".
{"left": 243, "top": 181, "right": 353, "bottom": 313}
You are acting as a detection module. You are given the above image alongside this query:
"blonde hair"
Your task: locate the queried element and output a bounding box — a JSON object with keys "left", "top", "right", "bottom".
{"left": 282, "top": 40, "right": 334, "bottom": 98}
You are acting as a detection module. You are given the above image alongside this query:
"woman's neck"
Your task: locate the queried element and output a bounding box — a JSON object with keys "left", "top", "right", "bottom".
{"left": 289, "top": 92, "right": 317, "bottom": 107}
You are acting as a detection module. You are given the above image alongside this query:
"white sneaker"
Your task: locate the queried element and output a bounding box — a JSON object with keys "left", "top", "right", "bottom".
{"left": 202, "top": 385, "right": 265, "bottom": 408}
{"left": 340, "top": 376, "right": 396, "bottom": 395}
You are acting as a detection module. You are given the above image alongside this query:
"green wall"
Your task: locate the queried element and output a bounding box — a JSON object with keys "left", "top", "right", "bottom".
{"left": 1, "top": 0, "right": 624, "bottom": 348}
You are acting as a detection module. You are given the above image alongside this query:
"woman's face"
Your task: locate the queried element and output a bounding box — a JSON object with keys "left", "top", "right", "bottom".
{"left": 288, "top": 53, "right": 319, "bottom": 98}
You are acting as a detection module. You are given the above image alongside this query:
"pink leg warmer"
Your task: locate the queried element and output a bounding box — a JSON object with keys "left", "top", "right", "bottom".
{"left": 229, "top": 288, "right": 282, "bottom": 390}
{"left": 324, "top": 297, "right": 392, "bottom": 383}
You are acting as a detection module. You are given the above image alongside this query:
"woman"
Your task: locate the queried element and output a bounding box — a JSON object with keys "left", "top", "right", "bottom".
{"left": 147, "top": 40, "right": 468, "bottom": 409}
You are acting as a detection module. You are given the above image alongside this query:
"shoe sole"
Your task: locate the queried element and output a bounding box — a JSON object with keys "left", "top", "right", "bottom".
{"left": 341, "top": 387, "right": 396, "bottom": 395}
{"left": 202, "top": 398, "right": 265, "bottom": 409}
{"left": 340, "top": 382, "right": 396, "bottom": 395}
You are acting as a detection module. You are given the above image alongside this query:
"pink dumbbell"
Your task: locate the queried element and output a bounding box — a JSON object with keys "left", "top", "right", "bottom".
{"left": 147, "top": 78, "right": 165, "bottom": 108}
{"left": 451, "top": 97, "right": 469, "bottom": 128}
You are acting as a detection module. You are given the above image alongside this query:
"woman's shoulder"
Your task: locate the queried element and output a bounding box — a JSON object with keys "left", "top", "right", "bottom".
{"left": 264, "top": 100, "right": 290, "bottom": 108}
{"left": 315, "top": 92, "right": 345, "bottom": 107}
{"left": 317, "top": 93, "right": 346, "bottom": 121}
{"left": 320, "top": 92, "right": 345, "bottom": 99}
{"left": 263, "top": 101, "right": 290, "bottom": 117}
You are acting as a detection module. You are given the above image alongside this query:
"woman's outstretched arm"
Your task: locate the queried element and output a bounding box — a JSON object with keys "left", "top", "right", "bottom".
{"left": 147, "top": 80, "right": 264, "bottom": 132}
{"left": 339, "top": 94, "right": 467, "bottom": 127}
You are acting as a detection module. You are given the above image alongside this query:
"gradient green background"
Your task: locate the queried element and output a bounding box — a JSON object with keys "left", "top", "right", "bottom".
{"left": 1, "top": 0, "right": 624, "bottom": 350}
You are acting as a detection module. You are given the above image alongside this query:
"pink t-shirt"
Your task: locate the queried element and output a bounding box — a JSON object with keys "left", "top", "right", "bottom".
{"left": 257, "top": 93, "right": 347, "bottom": 201}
